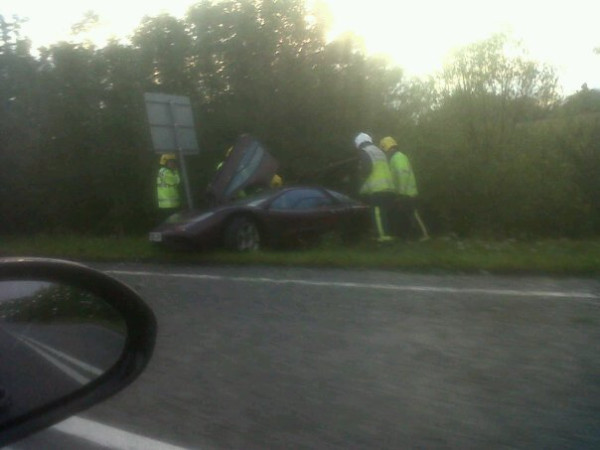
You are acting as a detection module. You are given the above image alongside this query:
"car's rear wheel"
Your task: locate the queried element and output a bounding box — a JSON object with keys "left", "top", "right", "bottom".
{"left": 224, "top": 216, "right": 261, "bottom": 251}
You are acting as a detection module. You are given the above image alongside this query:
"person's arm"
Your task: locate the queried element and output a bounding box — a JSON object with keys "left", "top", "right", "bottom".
{"left": 404, "top": 156, "right": 418, "bottom": 197}
{"left": 358, "top": 149, "right": 372, "bottom": 179}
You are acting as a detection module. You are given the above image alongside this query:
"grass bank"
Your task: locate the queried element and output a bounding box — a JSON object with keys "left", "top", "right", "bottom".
{"left": 2, "top": 235, "right": 600, "bottom": 275}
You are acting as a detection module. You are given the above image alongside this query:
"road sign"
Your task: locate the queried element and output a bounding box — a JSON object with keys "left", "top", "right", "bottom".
{"left": 144, "top": 93, "right": 199, "bottom": 154}
{"left": 144, "top": 93, "right": 198, "bottom": 209}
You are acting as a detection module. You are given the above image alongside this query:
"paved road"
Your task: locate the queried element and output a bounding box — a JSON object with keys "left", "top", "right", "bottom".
{"left": 0, "top": 327, "right": 80, "bottom": 421}
{"left": 0, "top": 322, "right": 124, "bottom": 423}
{"left": 9, "top": 264, "right": 600, "bottom": 449}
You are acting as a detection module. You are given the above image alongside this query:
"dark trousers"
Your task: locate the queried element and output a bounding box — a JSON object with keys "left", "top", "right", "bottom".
{"left": 390, "top": 195, "right": 417, "bottom": 238}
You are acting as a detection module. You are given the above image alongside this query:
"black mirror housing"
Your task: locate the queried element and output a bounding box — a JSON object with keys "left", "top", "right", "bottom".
{"left": 0, "top": 258, "right": 156, "bottom": 446}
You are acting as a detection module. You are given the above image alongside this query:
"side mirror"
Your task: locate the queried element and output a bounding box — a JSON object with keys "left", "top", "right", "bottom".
{"left": 0, "top": 258, "right": 156, "bottom": 446}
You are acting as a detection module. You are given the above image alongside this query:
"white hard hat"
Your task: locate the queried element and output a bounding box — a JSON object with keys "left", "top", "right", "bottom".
{"left": 354, "top": 132, "right": 372, "bottom": 149}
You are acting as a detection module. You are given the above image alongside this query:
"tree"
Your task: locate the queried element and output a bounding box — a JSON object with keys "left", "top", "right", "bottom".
{"left": 70, "top": 11, "right": 100, "bottom": 37}
{"left": 0, "top": 15, "right": 42, "bottom": 232}
{"left": 438, "top": 33, "right": 559, "bottom": 148}
{"left": 132, "top": 14, "right": 194, "bottom": 94}
{"left": 4, "top": 5, "right": 595, "bottom": 238}
{"left": 413, "top": 34, "right": 563, "bottom": 235}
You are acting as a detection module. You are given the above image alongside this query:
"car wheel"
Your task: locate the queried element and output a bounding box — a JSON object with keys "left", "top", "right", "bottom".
{"left": 224, "top": 217, "right": 261, "bottom": 251}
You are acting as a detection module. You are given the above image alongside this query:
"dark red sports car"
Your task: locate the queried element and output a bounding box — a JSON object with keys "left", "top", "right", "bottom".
{"left": 149, "top": 187, "right": 370, "bottom": 251}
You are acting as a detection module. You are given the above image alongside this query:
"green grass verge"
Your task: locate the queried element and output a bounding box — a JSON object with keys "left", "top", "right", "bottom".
{"left": 2, "top": 234, "right": 600, "bottom": 275}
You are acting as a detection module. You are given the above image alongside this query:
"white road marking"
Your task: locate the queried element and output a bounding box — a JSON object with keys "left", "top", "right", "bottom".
{"left": 20, "top": 336, "right": 103, "bottom": 377}
{"left": 52, "top": 416, "right": 193, "bottom": 450}
{"left": 3, "top": 332, "right": 190, "bottom": 449}
{"left": 106, "top": 270, "right": 599, "bottom": 301}
{"left": 16, "top": 337, "right": 91, "bottom": 385}
{"left": 11, "top": 333, "right": 93, "bottom": 385}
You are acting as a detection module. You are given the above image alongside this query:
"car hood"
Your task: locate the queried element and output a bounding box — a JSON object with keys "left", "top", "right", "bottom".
{"left": 155, "top": 194, "right": 271, "bottom": 231}
{"left": 207, "top": 135, "right": 278, "bottom": 205}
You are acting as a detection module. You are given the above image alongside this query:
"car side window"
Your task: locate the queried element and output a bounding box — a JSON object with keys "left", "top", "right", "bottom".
{"left": 270, "top": 189, "right": 332, "bottom": 210}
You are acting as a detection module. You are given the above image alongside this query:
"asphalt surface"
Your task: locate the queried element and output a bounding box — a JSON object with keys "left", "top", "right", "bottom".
{"left": 0, "top": 323, "right": 124, "bottom": 423}
{"left": 0, "top": 327, "right": 79, "bottom": 421}
{"left": 8, "top": 264, "right": 600, "bottom": 449}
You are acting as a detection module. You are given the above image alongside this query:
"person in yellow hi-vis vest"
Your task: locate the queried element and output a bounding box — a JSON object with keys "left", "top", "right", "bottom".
{"left": 156, "top": 153, "right": 181, "bottom": 221}
{"left": 380, "top": 136, "right": 429, "bottom": 240}
{"left": 354, "top": 132, "right": 395, "bottom": 242}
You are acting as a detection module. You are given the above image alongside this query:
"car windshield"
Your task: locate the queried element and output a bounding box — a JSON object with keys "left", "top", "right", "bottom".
{"left": 269, "top": 188, "right": 332, "bottom": 210}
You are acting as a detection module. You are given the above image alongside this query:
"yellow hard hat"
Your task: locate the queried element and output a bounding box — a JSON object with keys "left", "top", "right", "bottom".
{"left": 160, "top": 153, "right": 177, "bottom": 165}
{"left": 379, "top": 136, "right": 398, "bottom": 152}
{"left": 270, "top": 174, "right": 283, "bottom": 188}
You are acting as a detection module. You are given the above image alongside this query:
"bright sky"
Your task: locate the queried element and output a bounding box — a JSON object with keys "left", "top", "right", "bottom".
{"left": 3, "top": 0, "right": 599, "bottom": 95}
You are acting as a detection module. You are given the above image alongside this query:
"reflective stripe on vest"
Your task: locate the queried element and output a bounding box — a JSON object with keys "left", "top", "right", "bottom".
{"left": 360, "top": 145, "right": 394, "bottom": 195}
{"left": 390, "top": 151, "right": 418, "bottom": 197}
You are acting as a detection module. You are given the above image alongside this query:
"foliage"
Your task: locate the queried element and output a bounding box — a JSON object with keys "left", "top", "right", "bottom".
{"left": 0, "top": 283, "right": 124, "bottom": 329}
{"left": 412, "top": 33, "right": 592, "bottom": 237}
{"left": 0, "top": 8, "right": 599, "bottom": 238}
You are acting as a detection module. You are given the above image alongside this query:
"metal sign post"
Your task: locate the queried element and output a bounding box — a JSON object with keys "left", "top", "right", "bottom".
{"left": 168, "top": 119, "right": 195, "bottom": 211}
{"left": 144, "top": 93, "right": 200, "bottom": 210}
